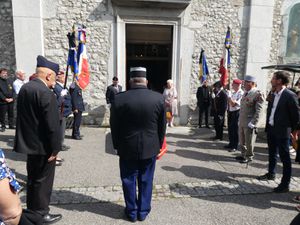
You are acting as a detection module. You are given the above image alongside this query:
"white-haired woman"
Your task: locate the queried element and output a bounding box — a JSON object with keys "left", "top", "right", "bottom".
{"left": 163, "top": 79, "right": 178, "bottom": 127}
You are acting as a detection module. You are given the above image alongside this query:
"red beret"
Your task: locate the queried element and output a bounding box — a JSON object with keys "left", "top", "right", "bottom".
{"left": 233, "top": 79, "right": 242, "bottom": 84}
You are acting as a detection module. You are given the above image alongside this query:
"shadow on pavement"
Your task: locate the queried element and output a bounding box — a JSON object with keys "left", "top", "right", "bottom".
{"left": 105, "top": 132, "right": 116, "bottom": 155}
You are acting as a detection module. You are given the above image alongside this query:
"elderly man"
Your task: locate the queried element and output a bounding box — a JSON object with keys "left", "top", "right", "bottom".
{"left": 53, "top": 71, "right": 72, "bottom": 152}
{"left": 0, "top": 68, "right": 15, "bottom": 132}
{"left": 110, "top": 67, "right": 166, "bottom": 222}
{"left": 235, "top": 75, "right": 264, "bottom": 163}
{"left": 225, "top": 79, "right": 244, "bottom": 152}
{"left": 257, "top": 71, "right": 300, "bottom": 193}
{"left": 14, "top": 55, "right": 62, "bottom": 224}
{"left": 13, "top": 70, "right": 26, "bottom": 95}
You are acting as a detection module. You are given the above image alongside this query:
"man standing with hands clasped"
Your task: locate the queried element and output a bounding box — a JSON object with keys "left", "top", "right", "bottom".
{"left": 257, "top": 71, "right": 300, "bottom": 193}
{"left": 110, "top": 67, "right": 166, "bottom": 222}
{"left": 14, "top": 55, "right": 62, "bottom": 224}
{"left": 235, "top": 75, "right": 264, "bottom": 163}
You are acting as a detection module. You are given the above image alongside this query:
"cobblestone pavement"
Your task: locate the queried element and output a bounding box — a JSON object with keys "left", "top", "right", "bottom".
{"left": 18, "top": 177, "right": 300, "bottom": 205}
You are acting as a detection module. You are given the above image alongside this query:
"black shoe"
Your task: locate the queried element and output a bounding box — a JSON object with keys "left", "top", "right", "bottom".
{"left": 235, "top": 156, "right": 245, "bottom": 161}
{"left": 72, "top": 136, "right": 82, "bottom": 140}
{"left": 61, "top": 145, "right": 70, "bottom": 151}
{"left": 257, "top": 173, "right": 275, "bottom": 181}
{"left": 42, "top": 213, "right": 62, "bottom": 224}
{"left": 198, "top": 125, "right": 203, "bottom": 128}
{"left": 205, "top": 125, "right": 210, "bottom": 129}
{"left": 0, "top": 126, "right": 5, "bottom": 132}
{"left": 138, "top": 215, "right": 147, "bottom": 221}
{"left": 273, "top": 185, "right": 289, "bottom": 193}
{"left": 228, "top": 148, "right": 237, "bottom": 152}
{"left": 8, "top": 125, "right": 15, "bottom": 129}
{"left": 124, "top": 210, "right": 137, "bottom": 223}
{"left": 239, "top": 158, "right": 252, "bottom": 164}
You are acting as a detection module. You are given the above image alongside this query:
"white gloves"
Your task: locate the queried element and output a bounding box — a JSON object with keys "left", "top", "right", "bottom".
{"left": 61, "top": 89, "right": 68, "bottom": 97}
{"left": 226, "top": 90, "right": 232, "bottom": 98}
{"left": 248, "top": 122, "right": 255, "bottom": 129}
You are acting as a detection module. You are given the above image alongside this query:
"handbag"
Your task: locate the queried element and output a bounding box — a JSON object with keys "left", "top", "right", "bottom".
{"left": 157, "top": 137, "right": 167, "bottom": 160}
{"left": 166, "top": 112, "right": 172, "bottom": 120}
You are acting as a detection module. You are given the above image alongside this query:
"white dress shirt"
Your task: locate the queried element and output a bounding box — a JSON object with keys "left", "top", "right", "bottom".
{"left": 268, "top": 87, "right": 285, "bottom": 126}
{"left": 13, "top": 79, "right": 26, "bottom": 95}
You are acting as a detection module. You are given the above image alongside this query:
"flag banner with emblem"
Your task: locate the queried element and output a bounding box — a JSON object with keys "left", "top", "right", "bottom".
{"left": 76, "top": 26, "right": 90, "bottom": 90}
{"left": 199, "top": 48, "right": 209, "bottom": 83}
{"left": 219, "top": 27, "right": 231, "bottom": 87}
{"left": 67, "top": 28, "right": 78, "bottom": 75}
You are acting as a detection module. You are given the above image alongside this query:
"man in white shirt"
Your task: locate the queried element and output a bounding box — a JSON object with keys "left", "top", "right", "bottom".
{"left": 225, "top": 79, "right": 244, "bottom": 152}
{"left": 257, "top": 71, "right": 300, "bottom": 193}
{"left": 13, "top": 70, "right": 26, "bottom": 95}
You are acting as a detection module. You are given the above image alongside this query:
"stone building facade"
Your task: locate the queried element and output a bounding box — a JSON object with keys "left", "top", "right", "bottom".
{"left": 1, "top": 0, "right": 300, "bottom": 126}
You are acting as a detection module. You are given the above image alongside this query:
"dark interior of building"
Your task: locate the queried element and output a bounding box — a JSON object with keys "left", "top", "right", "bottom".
{"left": 126, "top": 24, "right": 173, "bottom": 93}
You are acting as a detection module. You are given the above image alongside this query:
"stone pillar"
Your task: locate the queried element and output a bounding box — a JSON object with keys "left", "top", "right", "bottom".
{"left": 12, "top": 0, "right": 44, "bottom": 76}
{"left": 245, "top": 0, "right": 275, "bottom": 92}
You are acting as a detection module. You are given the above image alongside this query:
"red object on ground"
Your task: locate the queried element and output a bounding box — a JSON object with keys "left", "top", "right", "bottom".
{"left": 157, "top": 137, "right": 167, "bottom": 160}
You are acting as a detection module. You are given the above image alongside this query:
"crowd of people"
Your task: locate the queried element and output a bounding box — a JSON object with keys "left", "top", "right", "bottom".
{"left": 1, "top": 55, "right": 300, "bottom": 224}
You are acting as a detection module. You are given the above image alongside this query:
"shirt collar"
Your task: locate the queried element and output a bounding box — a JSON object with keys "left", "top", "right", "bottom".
{"left": 275, "top": 86, "right": 285, "bottom": 96}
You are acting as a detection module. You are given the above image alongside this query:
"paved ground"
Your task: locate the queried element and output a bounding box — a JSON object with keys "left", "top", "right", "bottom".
{"left": 1, "top": 126, "right": 300, "bottom": 225}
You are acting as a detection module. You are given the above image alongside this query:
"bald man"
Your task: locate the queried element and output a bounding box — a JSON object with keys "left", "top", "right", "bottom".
{"left": 14, "top": 56, "right": 62, "bottom": 224}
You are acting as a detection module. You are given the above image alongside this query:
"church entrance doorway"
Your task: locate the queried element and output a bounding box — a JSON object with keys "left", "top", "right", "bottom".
{"left": 126, "top": 24, "right": 173, "bottom": 93}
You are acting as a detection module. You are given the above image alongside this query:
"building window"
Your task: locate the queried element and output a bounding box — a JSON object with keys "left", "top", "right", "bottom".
{"left": 286, "top": 3, "right": 300, "bottom": 57}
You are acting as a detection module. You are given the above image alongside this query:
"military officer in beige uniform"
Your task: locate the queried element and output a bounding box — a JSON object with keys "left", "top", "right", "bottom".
{"left": 236, "top": 75, "right": 264, "bottom": 163}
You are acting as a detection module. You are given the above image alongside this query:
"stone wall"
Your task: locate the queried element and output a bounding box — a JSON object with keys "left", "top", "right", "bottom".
{"left": 42, "top": 0, "right": 250, "bottom": 125}
{"left": 187, "top": 0, "right": 249, "bottom": 123}
{"left": 0, "top": 0, "right": 16, "bottom": 75}
{"left": 43, "top": 0, "right": 113, "bottom": 125}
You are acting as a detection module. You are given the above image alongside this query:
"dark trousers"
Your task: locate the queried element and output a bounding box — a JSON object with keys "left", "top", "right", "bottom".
{"left": 26, "top": 155, "right": 56, "bottom": 215}
{"left": 228, "top": 110, "right": 240, "bottom": 149}
{"left": 198, "top": 105, "right": 209, "bottom": 127}
{"left": 119, "top": 156, "right": 156, "bottom": 220}
{"left": 290, "top": 213, "right": 300, "bottom": 225}
{"left": 267, "top": 128, "right": 291, "bottom": 187}
{"left": 214, "top": 114, "right": 224, "bottom": 139}
{"left": 0, "top": 102, "right": 14, "bottom": 127}
{"left": 60, "top": 117, "right": 66, "bottom": 144}
{"left": 72, "top": 111, "right": 82, "bottom": 138}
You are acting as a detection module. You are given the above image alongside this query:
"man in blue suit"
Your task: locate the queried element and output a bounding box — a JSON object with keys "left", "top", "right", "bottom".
{"left": 70, "top": 81, "right": 85, "bottom": 140}
{"left": 53, "top": 71, "right": 72, "bottom": 150}
{"left": 110, "top": 67, "right": 166, "bottom": 222}
{"left": 257, "top": 71, "right": 300, "bottom": 193}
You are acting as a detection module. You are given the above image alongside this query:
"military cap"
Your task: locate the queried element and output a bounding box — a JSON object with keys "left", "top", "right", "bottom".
{"left": 36, "top": 55, "right": 59, "bottom": 75}
{"left": 233, "top": 79, "right": 242, "bottom": 84}
{"left": 244, "top": 75, "right": 256, "bottom": 83}
{"left": 130, "top": 67, "right": 147, "bottom": 78}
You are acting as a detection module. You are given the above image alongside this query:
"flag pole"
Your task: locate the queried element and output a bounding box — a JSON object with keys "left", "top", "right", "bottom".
{"left": 226, "top": 26, "right": 231, "bottom": 90}
{"left": 65, "top": 25, "right": 76, "bottom": 89}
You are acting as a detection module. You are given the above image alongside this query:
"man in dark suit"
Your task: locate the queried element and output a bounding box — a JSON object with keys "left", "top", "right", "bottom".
{"left": 106, "top": 76, "right": 122, "bottom": 105}
{"left": 257, "top": 71, "right": 300, "bottom": 193}
{"left": 196, "top": 80, "right": 211, "bottom": 128}
{"left": 53, "top": 71, "right": 72, "bottom": 151}
{"left": 211, "top": 81, "right": 228, "bottom": 140}
{"left": 14, "top": 55, "right": 62, "bottom": 224}
{"left": 110, "top": 67, "right": 166, "bottom": 222}
{"left": 70, "top": 81, "right": 85, "bottom": 140}
{"left": 0, "top": 68, "right": 15, "bottom": 132}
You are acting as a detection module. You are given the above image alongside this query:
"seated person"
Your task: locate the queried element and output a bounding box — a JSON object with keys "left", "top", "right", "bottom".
{"left": 0, "top": 149, "right": 22, "bottom": 225}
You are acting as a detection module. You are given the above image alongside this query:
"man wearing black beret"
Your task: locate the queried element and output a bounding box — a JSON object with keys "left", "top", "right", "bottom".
{"left": 110, "top": 67, "right": 166, "bottom": 222}
{"left": 14, "top": 55, "right": 62, "bottom": 224}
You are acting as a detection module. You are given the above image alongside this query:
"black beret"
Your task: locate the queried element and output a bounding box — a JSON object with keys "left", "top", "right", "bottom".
{"left": 213, "top": 81, "right": 222, "bottom": 88}
{"left": 36, "top": 55, "right": 59, "bottom": 75}
{"left": 130, "top": 67, "right": 146, "bottom": 78}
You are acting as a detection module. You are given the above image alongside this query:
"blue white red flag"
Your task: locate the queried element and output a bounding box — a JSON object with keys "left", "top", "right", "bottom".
{"left": 76, "top": 26, "right": 90, "bottom": 90}
{"left": 199, "top": 49, "right": 209, "bottom": 83}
